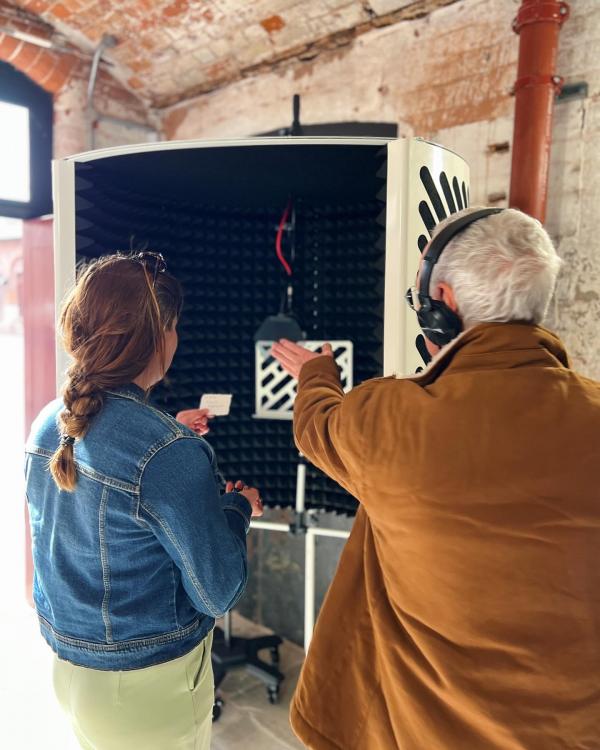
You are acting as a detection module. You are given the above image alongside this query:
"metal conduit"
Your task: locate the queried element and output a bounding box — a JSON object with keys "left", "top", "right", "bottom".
{"left": 509, "top": 0, "right": 570, "bottom": 222}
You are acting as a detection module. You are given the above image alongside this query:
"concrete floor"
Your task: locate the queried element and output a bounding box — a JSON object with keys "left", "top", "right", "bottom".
{"left": 0, "top": 332, "right": 305, "bottom": 749}
{"left": 212, "top": 613, "right": 305, "bottom": 750}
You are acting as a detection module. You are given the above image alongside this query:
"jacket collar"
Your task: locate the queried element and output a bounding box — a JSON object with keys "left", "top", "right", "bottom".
{"left": 105, "top": 383, "right": 148, "bottom": 403}
{"left": 404, "top": 322, "right": 570, "bottom": 386}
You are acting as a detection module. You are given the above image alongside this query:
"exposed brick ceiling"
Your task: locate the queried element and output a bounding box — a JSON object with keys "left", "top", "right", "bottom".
{"left": 3, "top": 0, "right": 459, "bottom": 108}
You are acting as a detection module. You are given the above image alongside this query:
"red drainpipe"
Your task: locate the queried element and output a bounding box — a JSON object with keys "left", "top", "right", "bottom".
{"left": 509, "top": 0, "right": 570, "bottom": 223}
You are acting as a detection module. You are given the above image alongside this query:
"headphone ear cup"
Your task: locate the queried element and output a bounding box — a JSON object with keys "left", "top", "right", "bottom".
{"left": 417, "top": 301, "right": 462, "bottom": 347}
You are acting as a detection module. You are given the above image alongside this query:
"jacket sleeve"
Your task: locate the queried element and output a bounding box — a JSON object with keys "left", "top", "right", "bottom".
{"left": 293, "top": 356, "right": 372, "bottom": 500}
{"left": 139, "top": 436, "right": 252, "bottom": 618}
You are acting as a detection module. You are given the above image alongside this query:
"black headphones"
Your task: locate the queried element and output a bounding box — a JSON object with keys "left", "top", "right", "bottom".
{"left": 406, "top": 207, "right": 504, "bottom": 348}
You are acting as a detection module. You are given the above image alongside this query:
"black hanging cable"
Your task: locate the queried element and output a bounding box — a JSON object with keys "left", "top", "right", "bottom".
{"left": 275, "top": 198, "right": 296, "bottom": 316}
{"left": 254, "top": 197, "right": 303, "bottom": 342}
{"left": 286, "top": 200, "right": 297, "bottom": 316}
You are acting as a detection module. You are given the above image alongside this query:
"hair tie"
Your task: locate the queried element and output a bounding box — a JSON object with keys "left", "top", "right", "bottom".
{"left": 60, "top": 434, "right": 75, "bottom": 447}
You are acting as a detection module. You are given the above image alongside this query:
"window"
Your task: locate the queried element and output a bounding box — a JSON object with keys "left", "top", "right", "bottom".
{"left": 0, "top": 61, "right": 52, "bottom": 218}
{"left": 0, "top": 102, "right": 30, "bottom": 203}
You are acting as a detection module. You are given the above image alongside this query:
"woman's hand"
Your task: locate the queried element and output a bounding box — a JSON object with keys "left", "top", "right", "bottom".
{"left": 225, "top": 480, "right": 264, "bottom": 518}
{"left": 176, "top": 408, "right": 213, "bottom": 436}
{"left": 271, "top": 339, "right": 334, "bottom": 379}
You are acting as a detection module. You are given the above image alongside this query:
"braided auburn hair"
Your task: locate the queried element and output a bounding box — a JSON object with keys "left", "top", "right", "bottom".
{"left": 49, "top": 253, "right": 183, "bottom": 492}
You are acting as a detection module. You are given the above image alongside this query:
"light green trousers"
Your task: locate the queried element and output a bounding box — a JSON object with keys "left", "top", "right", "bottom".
{"left": 53, "top": 631, "right": 214, "bottom": 750}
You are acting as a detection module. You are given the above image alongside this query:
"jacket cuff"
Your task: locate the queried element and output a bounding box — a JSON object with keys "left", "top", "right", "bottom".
{"left": 298, "top": 355, "right": 341, "bottom": 388}
{"left": 221, "top": 491, "right": 252, "bottom": 533}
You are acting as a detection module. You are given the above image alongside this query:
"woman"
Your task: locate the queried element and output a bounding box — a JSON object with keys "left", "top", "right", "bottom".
{"left": 25, "top": 252, "right": 263, "bottom": 750}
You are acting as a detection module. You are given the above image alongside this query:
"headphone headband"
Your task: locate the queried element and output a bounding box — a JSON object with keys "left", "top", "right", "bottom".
{"left": 418, "top": 207, "right": 504, "bottom": 306}
{"left": 413, "top": 207, "right": 504, "bottom": 351}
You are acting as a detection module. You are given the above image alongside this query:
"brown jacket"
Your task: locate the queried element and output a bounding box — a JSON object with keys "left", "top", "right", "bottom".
{"left": 289, "top": 323, "right": 600, "bottom": 750}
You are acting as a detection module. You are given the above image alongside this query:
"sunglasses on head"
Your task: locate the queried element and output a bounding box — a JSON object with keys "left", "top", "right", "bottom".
{"left": 135, "top": 251, "right": 167, "bottom": 287}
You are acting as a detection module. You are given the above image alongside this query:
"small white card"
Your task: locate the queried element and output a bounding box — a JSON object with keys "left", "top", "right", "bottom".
{"left": 199, "top": 393, "right": 233, "bottom": 417}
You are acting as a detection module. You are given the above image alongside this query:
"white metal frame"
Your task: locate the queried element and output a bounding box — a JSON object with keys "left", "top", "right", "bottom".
{"left": 254, "top": 340, "right": 353, "bottom": 420}
{"left": 51, "top": 158, "right": 76, "bottom": 377}
{"left": 383, "top": 138, "right": 470, "bottom": 376}
{"left": 251, "top": 461, "right": 351, "bottom": 653}
{"left": 52, "top": 136, "right": 469, "bottom": 652}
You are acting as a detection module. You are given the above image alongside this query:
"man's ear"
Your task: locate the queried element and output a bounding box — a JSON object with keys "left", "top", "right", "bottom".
{"left": 437, "top": 282, "right": 459, "bottom": 314}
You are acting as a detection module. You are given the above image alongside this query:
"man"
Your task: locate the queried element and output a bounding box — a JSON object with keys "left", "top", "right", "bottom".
{"left": 272, "top": 207, "right": 600, "bottom": 750}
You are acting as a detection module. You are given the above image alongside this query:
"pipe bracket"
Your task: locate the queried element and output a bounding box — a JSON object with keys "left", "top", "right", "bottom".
{"left": 512, "top": 1, "right": 570, "bottom": 34}
{"left": 513, "top": 73, "right": 565, "bottom": 94}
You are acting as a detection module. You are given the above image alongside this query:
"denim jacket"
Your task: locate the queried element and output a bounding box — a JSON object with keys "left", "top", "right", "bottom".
{"left": 25, "top": 384, "right": 252, "bottom": 670}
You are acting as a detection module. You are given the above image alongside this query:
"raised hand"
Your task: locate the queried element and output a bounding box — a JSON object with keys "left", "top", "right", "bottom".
{"left": 271, "top": 339, "right": 333, "bottom": 379}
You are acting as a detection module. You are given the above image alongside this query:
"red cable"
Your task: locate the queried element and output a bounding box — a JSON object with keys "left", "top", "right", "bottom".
{"left": 276, "top": 201, "right": 293, "bottom": 276}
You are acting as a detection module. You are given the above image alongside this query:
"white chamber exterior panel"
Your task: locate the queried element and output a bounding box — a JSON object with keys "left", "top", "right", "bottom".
{"left": 384, "top": 138, "right": 470, "bottom": 378}
{"left": 383, "top": 138, "right": 410, "bottom": 378}
{"left": 255, "top": 340, "right": 353, "bottom": 420}
{"left": 52, "top": 157, "right": 76, "bottom": 395}
{"left": 63, "top": 136, "right": 392, "bottom": 164}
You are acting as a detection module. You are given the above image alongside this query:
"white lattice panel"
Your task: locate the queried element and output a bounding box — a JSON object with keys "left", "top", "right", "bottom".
{"left": 255, "top": 340, "right": 353, "bottom": 420}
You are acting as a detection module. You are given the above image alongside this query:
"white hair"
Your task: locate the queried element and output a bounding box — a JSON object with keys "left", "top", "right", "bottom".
{"left": 429, "top": 206, "right": 562, "bottom": 329}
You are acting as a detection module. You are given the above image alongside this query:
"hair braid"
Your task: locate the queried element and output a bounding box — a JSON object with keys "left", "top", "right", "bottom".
{"left": 50, "top": 365, "right": 105, "bottom": 491}
{"left": 47, "top": 252, "right": 183, "bottom": 493}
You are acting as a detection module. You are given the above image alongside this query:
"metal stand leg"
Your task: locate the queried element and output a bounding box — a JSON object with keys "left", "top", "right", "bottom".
{"left": 304, "top": 530, "right": 316, "bottom": 653}
{"left": 223, "top": 609, "right": 232, "bottom": 648}
{"left": 295, "top": 460, "right": 306, "bottom": 514}
{"left": 212, "top": 564, "right": 285, "bottom": 716}
{"left": 233, "top": 454, "right": 352, "bottom": 670}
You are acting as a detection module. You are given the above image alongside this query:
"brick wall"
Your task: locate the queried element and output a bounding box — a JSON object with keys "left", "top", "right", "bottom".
{"left": 432, "top": 0, "right": 600, "bottom": 379}
{"left": 52, "top": 72, "right": 156, "bottom": 158}
{"left": 0, "top": 4, "right": 76, "bottom": 94}
{"left": 160, "top": 0, "right": 516, "bottom": 140}
{"left": 0, "top": 5, "right": 155, "bottom": 158}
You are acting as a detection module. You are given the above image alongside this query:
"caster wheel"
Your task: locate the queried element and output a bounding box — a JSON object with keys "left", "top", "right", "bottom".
{"left": 270, "top": 647, "right": 280, "bottom": 665}
{"left": 267, "top": 685, "right": 280, "bottom": 705}
{"left": 212, "top": 696, "right": 224, "bottom": 722}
